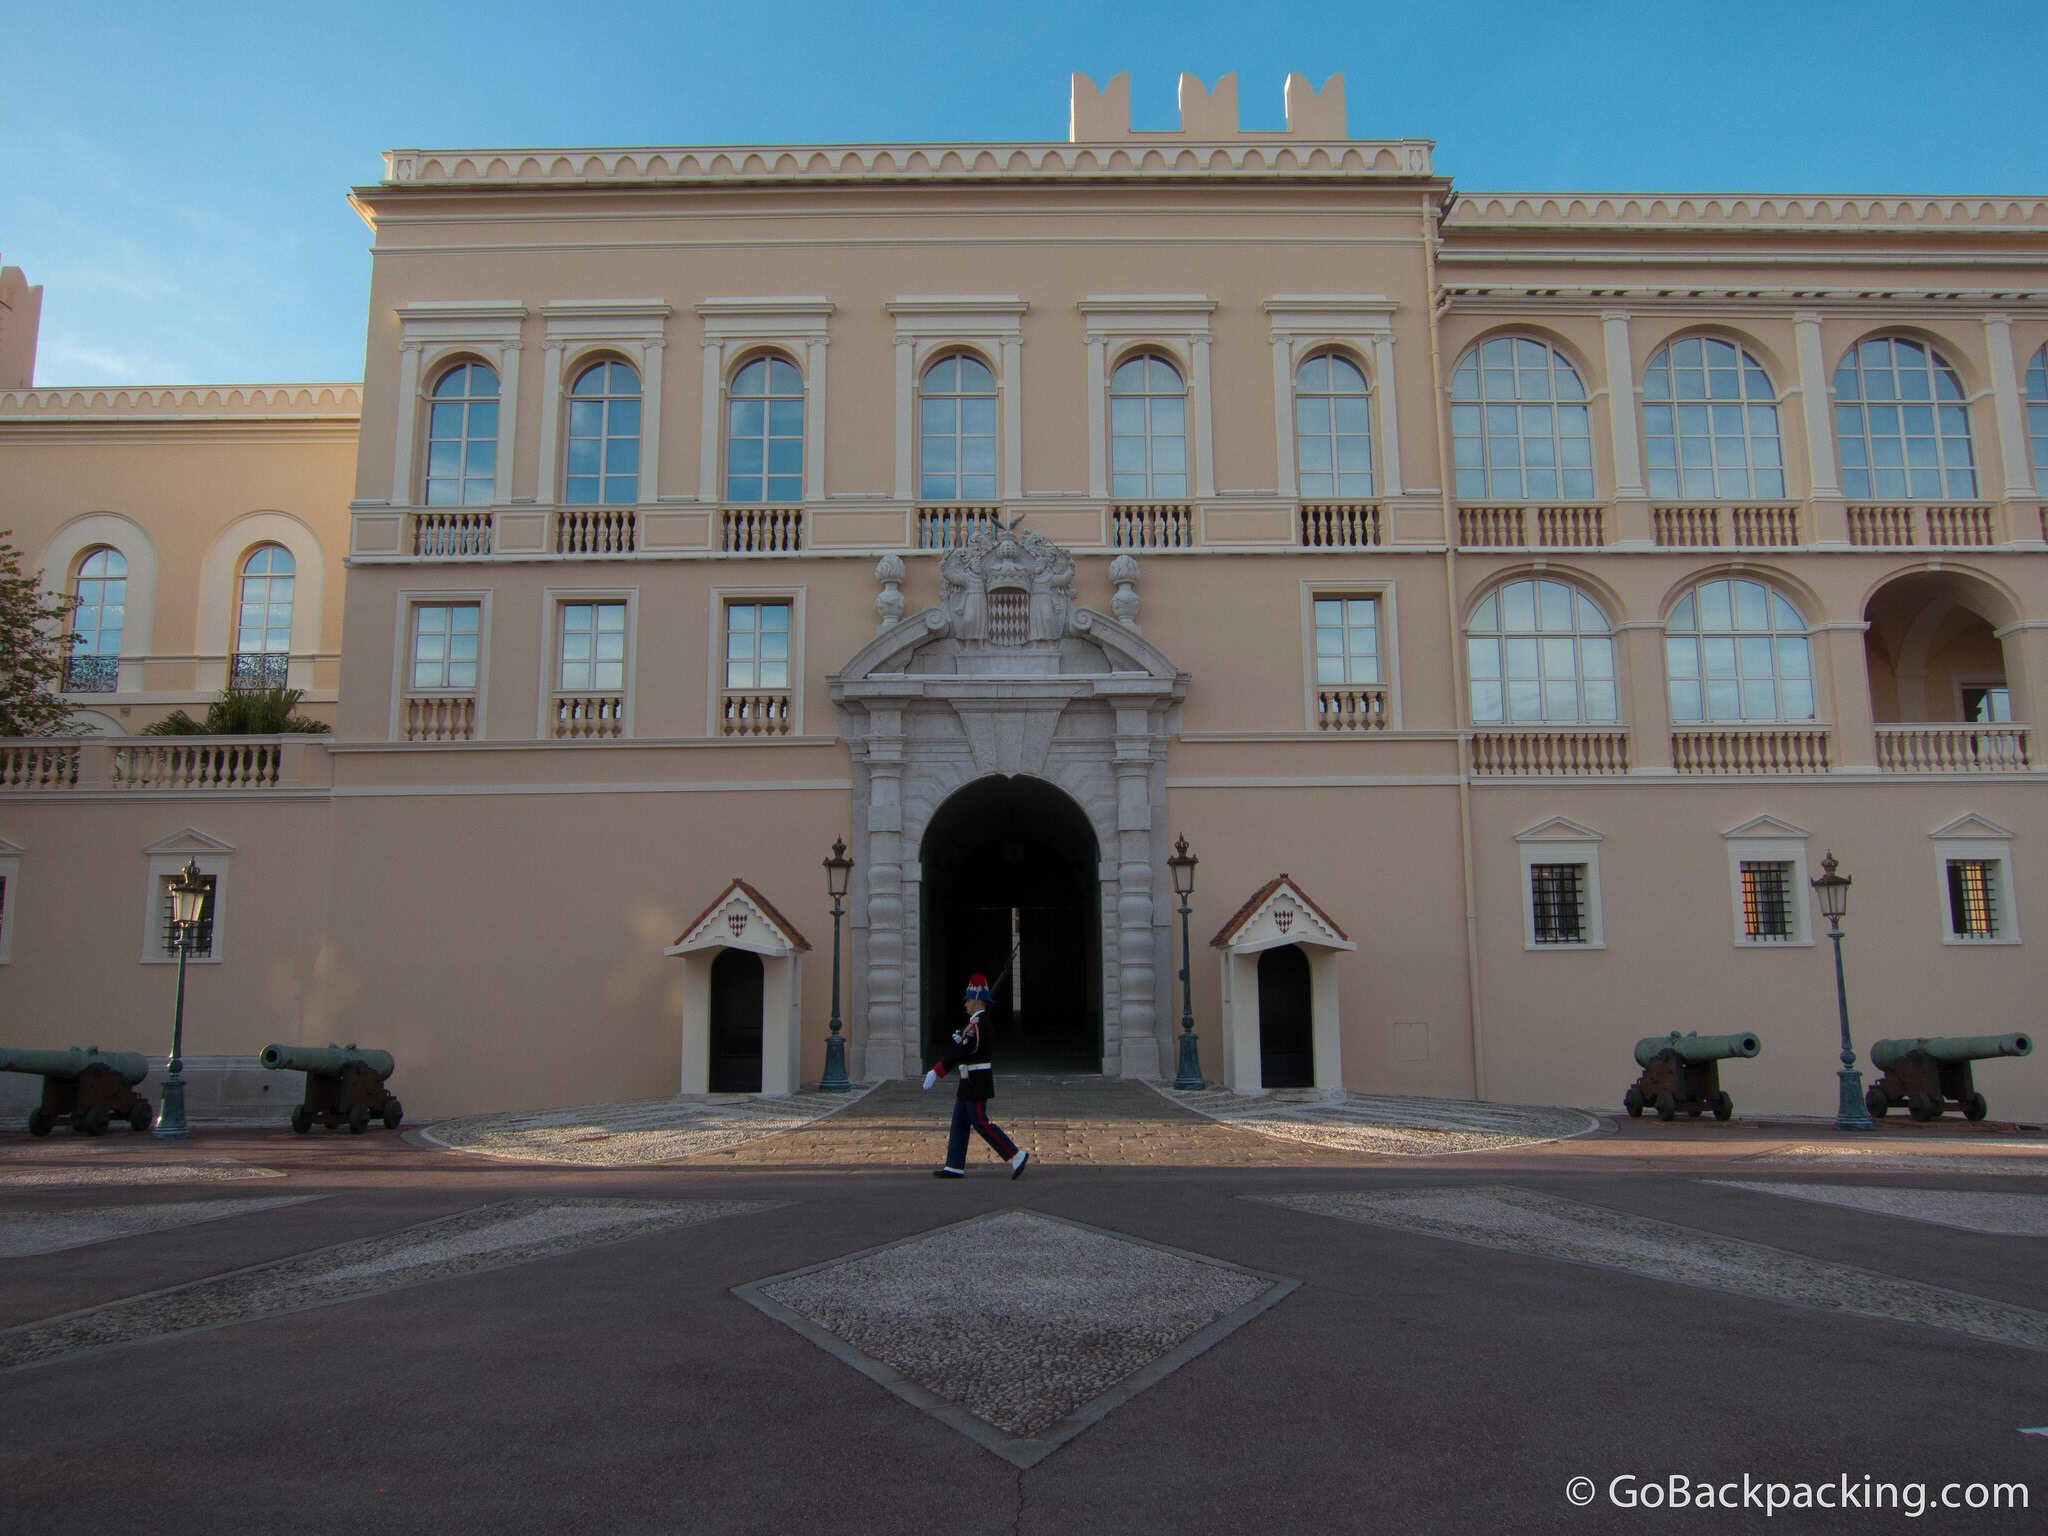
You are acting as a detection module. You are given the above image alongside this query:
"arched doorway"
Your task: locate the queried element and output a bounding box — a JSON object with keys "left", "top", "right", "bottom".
{"left": 920, "top": 776, "right": 1101, "bottom": 1072}
{"left": 709, "top": 948, "right": 765, "bottom": 1092}
{"left": 1257, "top": 944, "right": 1314, "bottom": 1088}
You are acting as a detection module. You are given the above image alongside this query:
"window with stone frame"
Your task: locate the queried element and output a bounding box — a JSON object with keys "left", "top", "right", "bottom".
{"left": 1738, "top": 860, "right": 1796, "bottom": 943}
{"left": 159, "top": 872, "right": 217, "bottom": 959}
{"left": 1832, "top": 336, "right": 1977, "bottom": 501}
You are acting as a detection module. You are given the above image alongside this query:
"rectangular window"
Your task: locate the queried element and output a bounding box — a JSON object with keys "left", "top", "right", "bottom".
{"left": 1962, "top": 686, "right": 2011, "bottom": 724}
{"left": 1946, "top": 859, "right": 2000, "bottom": 939}
{"left": 411, "top": 603, "right": 481, "bottom": 691}
{"left": 1312, "top": 596, "right": 1380, "bottom": 685}
{"left": 558, "top": 602, "right": 626, "bottom": 693}
{"left": 1529, "top": 864, "right": 1587, "bottom": 945}
{"left": 725, "top": 601, "right": 791, "bottom": 691}
{"left": 159, "top": 873, "right": 217, "bottom": 960}
{"left": 1739, "top": 861, "right": 1795, "bottom": 942}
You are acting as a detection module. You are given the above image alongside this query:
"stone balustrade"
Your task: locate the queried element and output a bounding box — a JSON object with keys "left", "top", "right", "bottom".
{"left": 722, "top": 505, "right": 805, "bottom": 553}
{"left": 1313, "top": 687, "right": 1389, "bottom": 732}
{"left": 550, "top": 695, "right": 626, "bottom": 739}
{"left": 720, "top": 691, "right": 793, "bottom": 736}
{"left": 0, "top": 738, "right": 329, "bottom": 790}
{"left": 1471, "top": 730, "right": 1630, "bottom": 776}
{"left": 1847, "top": 503, "right": 1997, "bottom": 547}
{"left": 554, "top": 508, "right": 638, "bottom": 555}
{"left": 1109, "top": 502, "right": 1196, "bottom": 549}
{"left": 1876, "top": 724, "right": 2031, "bottom": 772}
{"left": 411, "top": 510, "right": 493, "bottom": 557}
{"left": 1672, "top": 728, "right": 1832, "bottom": 774}
{"left": 1652, "top": 503, "right": 1801, "bottom": 547}
{"left": 1298, "top": 501, "right": 1382, "bottom": 548}
{"left": 917, "top": 505, "right": 1002, "bottom": 549}
{"left": 403, "top": 696, "right": 476, "bottom": 742}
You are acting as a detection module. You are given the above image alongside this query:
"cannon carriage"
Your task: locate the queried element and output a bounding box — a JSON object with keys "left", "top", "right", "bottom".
{"left": 259, "top": 1043, "right": 403, "bottom": 1134}
{"left": 1, "top": 1047, "right": 154, "bottom": 1136}
{"left": 1866, "top": 1034, "right": 2032, "bottom": 1122}
{"left": 1623, "top": 1031, "right": 1762, "bottom": 1122}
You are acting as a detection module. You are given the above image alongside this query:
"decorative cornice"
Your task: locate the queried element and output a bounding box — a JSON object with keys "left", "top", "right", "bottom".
{"left": 375, "top": 139, "right": 1438, "bottom": 190}
{"left": 1447, "top": 194, "right": 2048, "bottom": 232}
{"left": 0, "top": 384, "right": 361, "bottom": 419}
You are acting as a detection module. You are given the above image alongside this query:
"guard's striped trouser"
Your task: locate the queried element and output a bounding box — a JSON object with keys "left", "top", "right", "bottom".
{"left": 946, "top": 1096, "right": 1018, "bottom": 1168}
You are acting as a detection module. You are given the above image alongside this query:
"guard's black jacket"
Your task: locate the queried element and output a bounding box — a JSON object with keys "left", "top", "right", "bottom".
{"left": 933, "top": 1009, "right": 996, "bottom": 1102}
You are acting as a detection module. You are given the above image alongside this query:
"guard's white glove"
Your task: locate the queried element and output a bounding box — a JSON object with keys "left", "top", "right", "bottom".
{"left": 922, "top": 1069, "right": 938, "bottom": 1092}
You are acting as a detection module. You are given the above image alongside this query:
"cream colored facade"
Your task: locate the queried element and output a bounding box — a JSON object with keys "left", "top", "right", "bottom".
{"left": 3, "top": 73, "right": 2045, "bottom": 1122}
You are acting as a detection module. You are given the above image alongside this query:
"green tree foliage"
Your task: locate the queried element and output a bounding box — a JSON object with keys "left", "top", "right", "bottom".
{"left": 0, "top": 530, "right": 80, "bottom": 738}
{"left": 141, "top": 687, "right": 331, "bottom": 735}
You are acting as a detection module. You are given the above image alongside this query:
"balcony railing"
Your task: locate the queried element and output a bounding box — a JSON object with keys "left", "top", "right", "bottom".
{"left": 1313, "top": 687, "right": 1390, "bottom": 732}
{"left": 1, "top": 743, "right": 81, "bottom": 788}
{"left": 554, "top": 508, "right": 638, "bottom": 555}
{"left": 722, "top": 506, "right": 803, "bottom": 553}
{"left": 112, "top": 742, "right": 283, "bottom": 789}
{"left": 1672, "top": 728, "right": 1832, "bottom": 775}
{"left": 1847, "top": 503, "right": 1996, "bottom": 548}
{"left": 1, "top": 738, "right": 327, "bottom": 792}
{"left": 403, "top": 696, "right": 476, "bottom": 742}
{"left": 1652, "top": 503, "right": 1801, "bottom": 547}
{"left": 228, "top": 652, "right": 290, "bottom": 692}
{"left": 412, "top": 511, "right": 493, "bottom": 557}
{"left": 1298, "top": 502, "right": 1383, "bottom": 549}
{"left": 62, "top": 655, "right": 118, "bottom": 693}
{"left": 1471, "top": 730, "right": 1630, "bottom": 776}
{"left": 917, "top": 505, "right": 1002, "bottom": 550}
{"left": 1458, "top": 504, "right": 1604, "bottom": 548}
{"left": 1876, "top": 725, "right": 2031, "bottom": 773}
{"left": 1110, "top": 502, "right": 1196, "bottom": 550}
{"left": 720, "top": 691, "right": 793, "bottom": 736}
{"left": 551, "top": 694, "right": 626, "bottom": 740}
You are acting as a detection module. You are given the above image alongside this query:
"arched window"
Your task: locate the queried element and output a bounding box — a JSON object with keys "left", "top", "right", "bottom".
{"left": 725, "top": 356, "right": 804, "bottom": 503}
{"left": 2025, "top": 345, "right": 2048, "bottom": 496}
{"left": 1467, "top": 578, "right": 1618, "bottom": 725}
{"left": 1833, "top": 337, "right": 1976, "bottom": 500}
{"left": 1642, "top": 336, "right": 1784, "bottom": 499}
{"left": 1665, "top": 578, "right": 1815, "bottom": 723}
{"left": 1110, "top": 352, "right": 1187, "bottom": 499}
{"left": 564, "top": 360, "right": 641, "bottom": 505}
{"left": 919, "top": 354, "right": 997, "bottom": 501}
{"left": 66, "top": 547, "right": 126, "bottom": 693}
{"left": 423, "top": 362, "right": 500, "bottom": 506}
{"left": 231, "top": 545, "right": 295, "bottom": 691}
{"left": 1449, "top": 337, "right": 1594, "bottom": 501}
{"left": 1295, "top": 352, "right": 1373, "bottom": 498}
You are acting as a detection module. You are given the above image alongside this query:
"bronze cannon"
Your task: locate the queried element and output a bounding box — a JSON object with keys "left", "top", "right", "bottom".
{"left": 259, "top": 1042, "right": 403, "bottom": 1134}
{"left": 0, "top": 1046, "right": 153, "bottom": 1136}
{"left": 1623, "top": 1031, "right": 1762, "bottom": 1122}
{"left": 1866, "top": 1033, "right": 2032, "bottom": 1122}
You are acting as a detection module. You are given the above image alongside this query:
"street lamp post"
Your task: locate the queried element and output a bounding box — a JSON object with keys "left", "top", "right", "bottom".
{"left": 1810, "top": 849, "right": 1873, "bottom": 1132}
{"left": 819, "top": 837, "right": 854, "bottom": 1092}
{"left": 153, "top": 859, "right": 211, "bottom": 1141}
{"left": 1167, "top": 834, "right": 1205, "bottom": 1091}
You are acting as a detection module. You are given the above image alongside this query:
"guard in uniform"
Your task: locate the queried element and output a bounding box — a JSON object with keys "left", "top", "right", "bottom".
{"left": 922, "top": 972, "right": 1030, "bottom": 1179}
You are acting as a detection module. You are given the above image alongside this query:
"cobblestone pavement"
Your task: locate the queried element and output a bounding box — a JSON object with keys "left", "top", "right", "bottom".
{"left": 1160, "top": 1083, "right": 1601, "bottom": 1155}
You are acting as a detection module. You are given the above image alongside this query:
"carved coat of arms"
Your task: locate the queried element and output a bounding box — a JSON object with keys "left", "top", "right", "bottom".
{"left": 939, "top": 526, "right": 1078, "bottom": 645}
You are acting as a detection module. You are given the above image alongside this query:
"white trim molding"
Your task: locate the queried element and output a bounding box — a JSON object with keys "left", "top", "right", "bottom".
{"left": 695, "top": 298, "right": 834, "bottom": 503}
{"left": 537, "top": 301, "right": 671, "bottom": 507}
{"left": 39, "top": 513, "right": 159, "bottom": 697}
{"left": 393, "top": 301, "right": 528, "bottom": 505}
{"left": 1514, "top": 816, "right": 1606, "bottom": 951}
{"left": 1721, "top": 814, "right": 1814, "bottom": 948}
{"left": 886, "top": 297, "right": 1029, "bottom": 502}
{"left": 1264, "top": 295, "right": 1402, "bottom": 498}
{"left": 139, "top": 828, "right": 233, "bottom": 966}
{"left": 1079, "top": 295, "right": 1217, "bottom": 499}
{"left": 0, "top": 837, "right": 22, "bottom": 965}
{"left": 194, "top": 511, "right": 329, "bottom": 694}
{"left": 1930, "top": 813, "right": 2021, "bottom": 946}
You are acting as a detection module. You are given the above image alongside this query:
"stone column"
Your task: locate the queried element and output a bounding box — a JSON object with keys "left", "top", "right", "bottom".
{"left": 861, "top": 717, "right": 909, "bottom": 1079}
{"left": 1983, "top": 314, "right": 2038, "bottom": 531}
{"left": 1270, "top": 334, "right": 1295, "bottom": 496}
{"left": 1085, "top": 332, "right": 1108, "bottom": 498}
{"left": 1820, "top": 622, "right": 1878, "bottom": 772}
{"left": 1192, "top": 332, "right": 1216, "bottom": 500}
{"left": 1794, "top": 312, "right": 1847, "bottom": 542}
{"left": 1373, "top": 331, "right": 1403, "bottom": 497}
{"left": 639, "top": 338, "right": 664, "bottom": 499}
{"left": 536, "top": 340, "right": 567, "bottom": 503}
{"left": 1113, "top": 736, "right": 1160, "bottom": 1079}
{"left": 1603, "top": 311, "right": 1648, "bottom": 545}
{"left": 1618, "top": 621, "right": 1673, "bottom": 771}
{"left": 493, "top": 340, "right": 522, "bottom": 506}
{"left": 804, "top": 336, "right": 829, "bottom": 499}
{"left": 698, "top": 339, "right": 723, "bottom": 502}
{"left": 892, "top": 335, "right": 916, "bottom": 501}
{"left": 1001, "top": 334, "right": 1025, "bottom": 501}
{"left": 391, "top": 341, "right": 423, "bottom": 504}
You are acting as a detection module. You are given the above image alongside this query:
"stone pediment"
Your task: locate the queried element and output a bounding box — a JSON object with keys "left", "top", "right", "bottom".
{"left": 140, "top": 827, "right": 237, "bottom": 856}
{"left": 666, "top": 879, "right": 812, "bottom": 958}
{"left": 1929, "top": 813, "right": 2012, "bottom": 840}
{"left": 1211, "top": 875, "right": 1355, "bottom": 954}
{"left": 1720, "top": 815, "right": 1811, "bottom": 841}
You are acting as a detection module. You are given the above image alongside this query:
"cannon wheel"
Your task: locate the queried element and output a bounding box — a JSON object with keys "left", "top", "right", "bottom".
{"left": 79, "top": 1107, "right": 110, "bottom": 1136}
{"left": 1713, "top": 1092, "right": 1734, "bottom": 1122}
{"left": 1907, "top": 1093, "right": 1942, "bottom": 1122}
{"left": 1654, "top": 1092, "right": 1677, "bottom": 1122}
{"left": 128, "top": 1099, "right": 153, "bottom": 1133}
{"left": 382, "top": 1099, "right": 403, "bottom": 1131}
{"left": 27, "top": 1107, "right": 52, "bottom": 1137}
{"left": 1622, "top": 1086, "right": 1644, "bottom": 1118}
{"left": 1865, "top": 1085, "right": 1889, "bottom": 1119}
{"left": 347, "top": 1106, "right": 370, "bottom": 1135}
{"left": 1964, "top": 1092, "right": 1989, "bottom": 1122}
{"left": 290, "top": 1106, "right": 312, "bottom": 1135}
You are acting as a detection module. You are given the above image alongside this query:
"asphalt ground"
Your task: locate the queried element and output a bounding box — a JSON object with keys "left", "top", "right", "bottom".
{"left": 1, "top": 1079, "right": 2044, "bottom": 1535}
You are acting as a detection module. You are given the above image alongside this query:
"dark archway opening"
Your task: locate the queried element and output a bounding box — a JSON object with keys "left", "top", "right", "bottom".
{"left": 921, "top": 775, "right": 1101, "bottom": 1073}
{"left": 1257, "top": 944, "right": 1314, "bottom": 1088}
{"left": 709, "top": 948, "right": 765, "bottom": 1092}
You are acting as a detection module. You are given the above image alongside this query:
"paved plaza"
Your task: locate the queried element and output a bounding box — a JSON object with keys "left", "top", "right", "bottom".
{"left": 1, "top": 1078, "right": 2044, "bottom": 1532}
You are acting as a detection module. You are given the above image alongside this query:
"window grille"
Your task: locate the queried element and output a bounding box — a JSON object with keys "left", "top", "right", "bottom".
{"left": 1947, "top": 860, "right": 1999, "bottom": 939}
{"left": 161, "top": 874, "right": 216, "bottom": 959}
{"left": 1530, "top": 864, "right": 1586, "bottom": 945}
{"left": 1739, "top": 861, "right": 1795, "bottom": 941}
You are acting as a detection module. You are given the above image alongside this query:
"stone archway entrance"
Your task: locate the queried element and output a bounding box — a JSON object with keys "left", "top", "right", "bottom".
{"left": 832, "top": 528, "right": 1187, "bottom": 1082}
{"left": 921, "top": 775, "right": 1101, "bottom": 1072}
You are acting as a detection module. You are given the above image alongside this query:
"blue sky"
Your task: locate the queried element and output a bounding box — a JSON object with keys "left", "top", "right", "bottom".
{"left": 3, "top": 0, "right": 2042, "bottom": 386}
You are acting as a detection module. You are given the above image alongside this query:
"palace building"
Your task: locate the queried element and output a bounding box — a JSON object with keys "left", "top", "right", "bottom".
{"left": 2, "top": 73, "right": 2044, "bottom": 1121}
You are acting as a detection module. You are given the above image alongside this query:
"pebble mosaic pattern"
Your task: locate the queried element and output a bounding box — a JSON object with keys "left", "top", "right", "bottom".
{"left": 0, "top": 1196, "right": 320, "bottom": 1258}
{"left": 1161, "top": 1085, "right": 1600, "bottom": 1155}
{"left": 0, "top": 1159, "right": 283, "bottom": 1188}
{"left": 1710, "top": 1181, "right": 2048, "bottom": 1236}
{"left": 424, "top": 1087, "right": 878, "bottom": 1166}
{"left": 0, "top": 1197, "right": 775, "bottom": 1373}
{"left": 1750, "top": 1142, "right": 2048, "bottom": 1176}
{"left": 1259, "top": 1186, "right": 2048, "bottom": 1352}
{"left": 739, "top": 1210, "right": 1295, "bottom": 1467}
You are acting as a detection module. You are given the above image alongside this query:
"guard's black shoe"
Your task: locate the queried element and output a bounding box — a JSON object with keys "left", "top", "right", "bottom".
{"left": 1010, "top": 1151, "right": 1030, "bottom": 1180}
{"left": 933, "top": 1167, "right": 965, "bottom": 1178}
